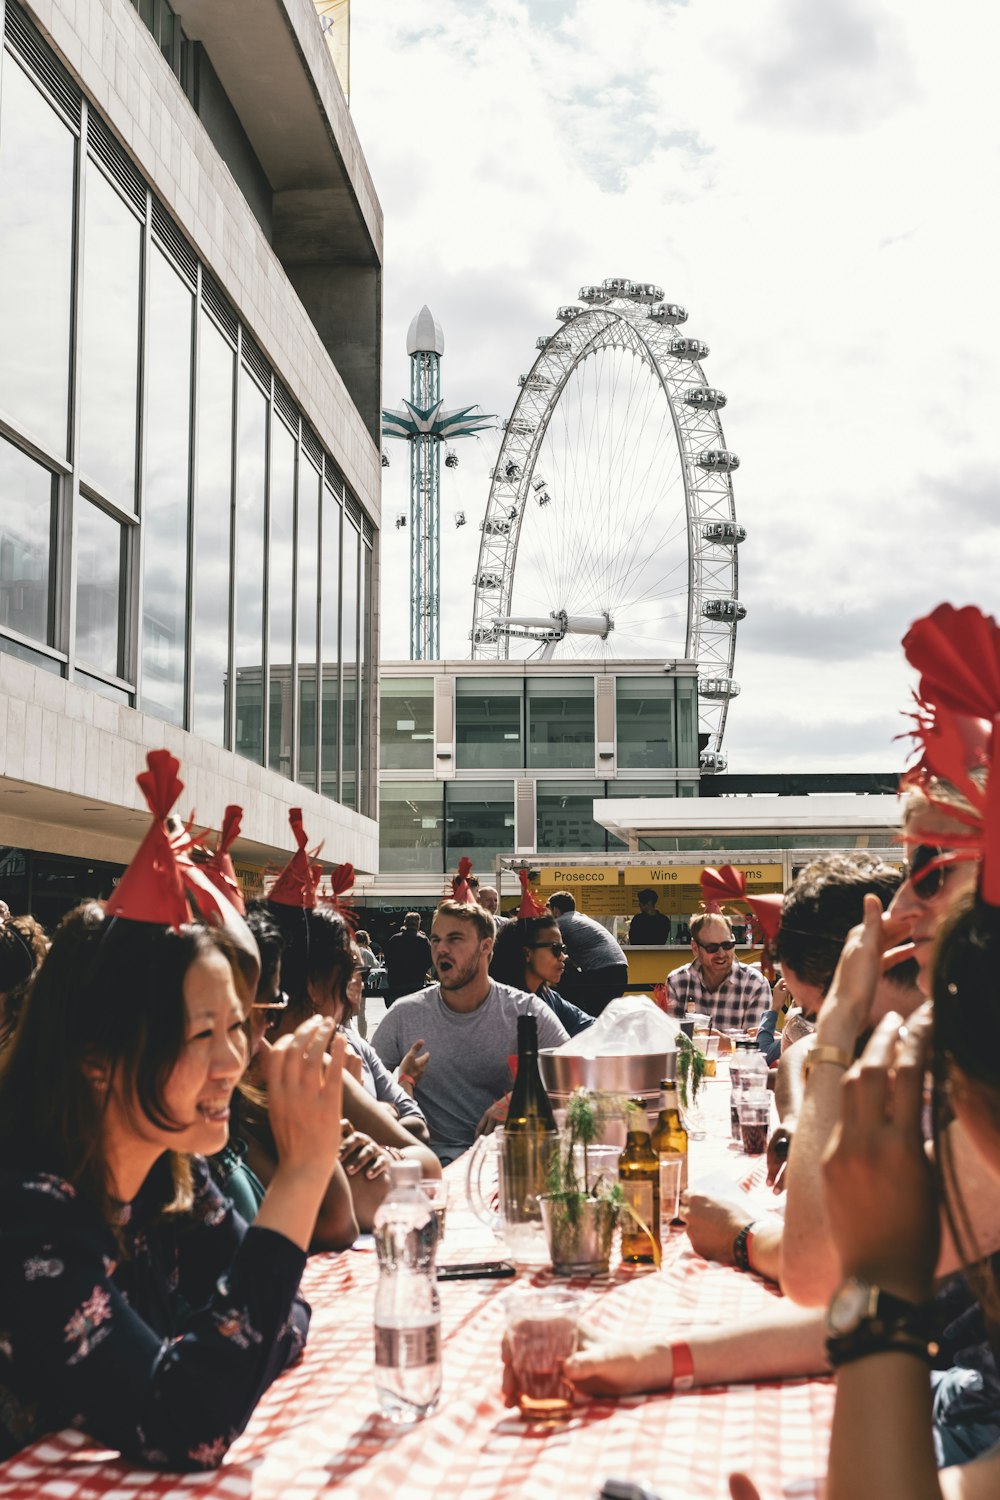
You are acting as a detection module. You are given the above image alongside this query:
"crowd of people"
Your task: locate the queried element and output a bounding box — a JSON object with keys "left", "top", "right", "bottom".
{"left": 0, "top": 601, "right": 998, "bottom": 1500}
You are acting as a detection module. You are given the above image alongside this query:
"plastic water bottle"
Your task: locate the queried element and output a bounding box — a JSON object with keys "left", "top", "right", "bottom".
{"left": 373, "top": 1160, "right": 442, "bottom": 1423}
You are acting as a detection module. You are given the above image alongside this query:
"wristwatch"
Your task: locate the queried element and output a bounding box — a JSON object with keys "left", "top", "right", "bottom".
{"left": 827, "top": 1277, "right": 933, "bottom": 1337}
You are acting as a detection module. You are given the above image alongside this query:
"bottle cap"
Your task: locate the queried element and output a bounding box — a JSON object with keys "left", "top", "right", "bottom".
{"left": 660, "top": 1078, "right": 677, "bottom": 1091}
{"left": 388, "top": 1159, "right": 422, "bottom": 1188}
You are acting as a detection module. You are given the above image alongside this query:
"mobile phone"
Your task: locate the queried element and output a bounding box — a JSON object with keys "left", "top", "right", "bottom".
{"left": 436, "top": 1260, "right": 516, "bottom": 1281}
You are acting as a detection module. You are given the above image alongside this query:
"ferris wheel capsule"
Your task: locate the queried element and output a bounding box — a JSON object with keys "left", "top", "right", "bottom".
{"left": 557, "top": 305, "right": 584, "bottom": 321}
{"left": 578, "top": 284, "right": 611, "bottom": 304}
{"left": 696, "top": 449, "right": 740, "bottom": 473}
{"left": 684, "top": 385, "right": 727, "bottom": 410}
{"left": 649, "top": 303, "right": 688, "bottom": 325}
{"left": 631, "top": 282, "right": 664, "bottom": 303}
{"left": 702, "top": 520, "right": 747, "bottom": 545}
{"left": 536, "top": 335, "right": 551, "bottom": 350}
{"left": 702, "top": 598, "right": 746, "bottom": 622}
{"left": 603, "top": 276, "right": 637, "bottom": 298}
{"left": 698, "top": 677, "right": 741, "bottom": 700}
{"left": 669, "top": 337, "right": 709, "bottom": 360}
{"left": 475, "top": 571, "right": 503, "bottom": 590}
{"left": 700, "top": 749, "right": 729, "bottom": 772}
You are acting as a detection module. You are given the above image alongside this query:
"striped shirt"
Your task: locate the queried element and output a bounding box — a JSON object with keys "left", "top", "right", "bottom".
{"left": 667, "top": 959, "right": 772, "bottom": 1033}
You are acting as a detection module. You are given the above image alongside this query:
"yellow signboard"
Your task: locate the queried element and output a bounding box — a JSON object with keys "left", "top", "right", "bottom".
{"left": 537, "top": 866, "right": 618, "bottom": 887}
{"left": 624, "top": 864, "right": 783, "bottom": 885}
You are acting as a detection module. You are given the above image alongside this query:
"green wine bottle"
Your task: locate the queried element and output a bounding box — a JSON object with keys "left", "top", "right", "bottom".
{"left": 502, "top": 1014, "right": 558, "bottom": 1230}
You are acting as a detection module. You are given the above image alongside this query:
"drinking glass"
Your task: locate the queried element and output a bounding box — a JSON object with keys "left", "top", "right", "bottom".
{"left": 421, "top": 1179, "right": 448, "bottom": 1242}
{"left": 503, "top": 1286, "right": 581, "bottom": 1422}
{"left": 738, "top": 1091, "right": 771, "bottom": 1155}
{"left": 657, "top": 1157, "right": 683, "bottom": 1245}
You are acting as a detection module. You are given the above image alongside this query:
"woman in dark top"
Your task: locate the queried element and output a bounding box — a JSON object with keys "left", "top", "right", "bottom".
{"left": 491, "top": 915, "right": 595, "bottom": 1037}
{"left": 0, "top": 900, "right": 347, "bottom": 1470}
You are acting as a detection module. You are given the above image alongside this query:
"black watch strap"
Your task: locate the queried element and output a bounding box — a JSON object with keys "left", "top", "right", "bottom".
{"left": 828, "top": 1323, "right": 940, "bottom": 1370}
{"left": 732, "top": 1222, "right": 756, "bottom": 1273}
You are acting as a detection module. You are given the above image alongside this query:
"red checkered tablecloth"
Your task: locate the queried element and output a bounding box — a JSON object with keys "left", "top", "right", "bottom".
{"left": 0, "top": 1075, "right": 831, "bottom": 1500}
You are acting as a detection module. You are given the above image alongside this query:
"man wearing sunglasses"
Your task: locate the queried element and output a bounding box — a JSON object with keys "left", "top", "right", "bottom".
{"left": 667, "top": 911, "right": 772, "bottom": 1033}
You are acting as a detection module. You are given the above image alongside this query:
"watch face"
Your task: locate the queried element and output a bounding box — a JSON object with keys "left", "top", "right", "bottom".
{"left": 828, "top": 1278, "right": 873, "bottom": 1336}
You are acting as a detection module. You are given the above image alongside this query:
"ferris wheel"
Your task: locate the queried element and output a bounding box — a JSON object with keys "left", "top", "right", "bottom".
{"left": 469, "top": 277, "right": 745, "bottom": 767}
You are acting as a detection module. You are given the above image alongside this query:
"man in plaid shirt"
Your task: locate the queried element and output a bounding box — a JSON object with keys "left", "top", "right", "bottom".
{"left": 667, "top": 911, "right": 771, "bottom": 1032}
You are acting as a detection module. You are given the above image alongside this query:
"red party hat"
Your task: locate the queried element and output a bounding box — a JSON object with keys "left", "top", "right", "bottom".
{"left": 323, "top": 862, "right": 357, "bottom": 926}
{"left": 198, "top": 804, "right": 245, "bottom": 915}
{"left": 267, "top": 808, "right": 323, "bottom": 909}
{"left": 104, "top": 751, "right": 192, "bottom": 929}
{"left": 451, "top": 856, "right": 474, "bottom": 904}
{"left": 982, "top": 714, "right": 1000, "bottom": 908}
{"left": 517, "top": 868, "right": 547, "bottom": 918}
{"left": 700, "top": 864, "right": 783, "bottom": 977}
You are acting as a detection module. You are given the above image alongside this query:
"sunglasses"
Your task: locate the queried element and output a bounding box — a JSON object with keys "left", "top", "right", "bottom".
{"left": 695, "top": 938, "right": 737, "bottom": 954}
{"left": 252, "top": 988, "right": 290, "bottom": 1021}
{"left": 528, "top": 941, "right": 569, "bottom": 958}
{"left": 904, "top": 844, "right": 952, "bottom": 902}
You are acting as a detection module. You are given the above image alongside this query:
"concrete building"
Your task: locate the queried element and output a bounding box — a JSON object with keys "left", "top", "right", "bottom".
{"left": 0, "top": 0, "right": 380, "bottom": 926}
{"left": 358, "top": 658, "right": 702, "bottom": 939}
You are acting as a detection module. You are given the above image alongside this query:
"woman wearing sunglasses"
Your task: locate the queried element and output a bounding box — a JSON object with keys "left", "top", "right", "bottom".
{"left": 490, "top": 916, "right": 594, "bottom": 1036}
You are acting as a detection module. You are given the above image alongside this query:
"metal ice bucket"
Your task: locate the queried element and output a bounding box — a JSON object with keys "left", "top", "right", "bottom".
{"left": 538, "top": 1048, "right": 677, "bottom": 1099}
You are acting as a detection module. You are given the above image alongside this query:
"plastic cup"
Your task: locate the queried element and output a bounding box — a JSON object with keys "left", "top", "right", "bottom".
{"left": 503, "top": 1286, "right": 581, "bottom": 1422}
{"left": 657, "top": 1157, "right": 683, "bottom": 1241}
{"left": 738, "top": 1091, "right": 770, "bottom": 1155}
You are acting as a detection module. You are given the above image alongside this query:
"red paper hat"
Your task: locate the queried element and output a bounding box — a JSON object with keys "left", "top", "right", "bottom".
{"left": 902, "top": 604, "right": 1000, "bottom": 723}
{"left": 517, "top": 868, "right": 547, "bottom": 918}
{"left": 267, "top": 808, "right": 323, "bottom": 909}
{"left": 700, "top": 865, "right": 783, "bottom": 977}
{"left": 323, "top": 862, "right": 357, "bottom": 927}
{"left": 982, "top": 714, "right": 1000, "bottom": 908}
{"left": 451, "top": 856, "right": 474, "bottom": 904}
{"left": 200, "top": 805, "right": 245, "bottom": 915}
{"left": 104, "top": 751, "right": 194, "bottom": 929}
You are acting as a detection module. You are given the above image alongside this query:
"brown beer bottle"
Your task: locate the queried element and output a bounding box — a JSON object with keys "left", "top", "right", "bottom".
{"left": 651, "top": 1079, "right": 688, "bottom": 1226}
{"left": 618, "top": 1099, "right": 660, "bottom": 1264}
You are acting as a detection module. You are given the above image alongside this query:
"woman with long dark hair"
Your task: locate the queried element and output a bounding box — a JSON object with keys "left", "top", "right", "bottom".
{"left": 490, "top": 914, "right": 594, "bottom": 1036}
{"left": 0, "top": 754, "right": 347, "bottom": 1469}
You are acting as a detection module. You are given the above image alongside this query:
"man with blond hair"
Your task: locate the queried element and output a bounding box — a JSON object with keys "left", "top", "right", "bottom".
{"left": 667, "top": 910, "right": 771, "bottom": 1031}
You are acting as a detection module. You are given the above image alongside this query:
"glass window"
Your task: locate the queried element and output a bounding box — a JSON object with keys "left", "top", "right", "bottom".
{"left": 536, "top": 782, "right": 608, "bottom": 853}
{"left": 320, "top": 482, "right": 341, "bottom": 800}
{"left": 379, "top": 782, "right": 444, "bottom": 874}
{"left": 677, "top": 677, "right": 698, "bottom": 766}
{"left": 80, "top": 162, "right": 142, "bottom": 508}
{"left": 77, "top": 671, "right": 129, "bottom": 705}
{"left": 341, "top": 520, "right": 359, "bottom": 808}
{"left": 527, "top": 677, "right": 594, "bottom": 769}
{"left": 455, "top": 677, "right": 523, "bottom": 769}
{"left": 0, "top": 58, "right": 75, "bottom": 457}
{"left": 0, "top": 635, "right": 60, "bottom": 673}
{"left": 0, "top": 437, "right": 55, "bottom": 646}
{"left": 141, "top": 248, "right": 192, "bottom": 726}
{"left": 234, "top": 368, "right": 267, "bottom": 762}
{"left": 358, "top": 540, "right": 372, "bottom": 815}
{"left": 445, "top": 781, "right": 515, "bottom": 868}
{"left": 75, "top": 500, "right": 124, "bottom": 678}
{"left": 267, "top": 419, "right": 295, "bottom": 775}
{"left": 616, "top": 676, "right": 676, "bottom": 769}
{"left": 192, "top": 313, "right": 233, "bottom": 745}
{"left": 380, "top": 677, "right": 434, "bottom": 770}
{"left": 296, "top": 457, "right": 320, "bottom": 788}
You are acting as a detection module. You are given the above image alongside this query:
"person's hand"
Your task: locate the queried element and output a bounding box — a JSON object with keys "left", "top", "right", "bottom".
{"left": 816, "top": 895, "right": 912, "bottom": 1051}
{"left": 264, "top": 1017, "right": 345, "bottom": 1182}
{"left": 343, "top": 1045, "right": 364, "bottom": 1084}
{"left": 822, "top": 1005, "right": 937, "bottom": 1303}
{"left": 475, "top": 1095, "right": 510, "bottom": 1137}
{"left": 684, "top": 1191, "right": 750, "bottom": 1266}
{"left": 766, "top": 1122, "right": 794, "bottom": 1191}
{"left": 339, "top": 1122, "right": 393, "bottom": 1181}
{"left": 563, "top": 1335, "right": 673, "bottom": 1396}
{"left": 398, "top": 1039, "right": 430, "bottom": 1090}
{"left": 729, "top": 1475, "right": 763, "bottom": 1500}
{"left": 502, "top": 1320, "right": 607, "bottom": 1404}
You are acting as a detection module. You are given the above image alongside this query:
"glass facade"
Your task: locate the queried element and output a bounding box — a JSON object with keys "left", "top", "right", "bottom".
{"left": 444, "top": 782, "right": 515, "bottom": 868}
{"left": 379, "top": 782, "right": 444, "bottom": 874}
{"left": 616, "top": 676, "right": 676, "bottom": 768}
{"left": 536, "top": 782, "right": 608, "bottom": 852}
{"left": 456, "top": 677, "right": 523, "bottom": 769}
{"left": 380, "top": 678, "right": 434, "bottom": 770}
{"left": 527, "top": 676, "right": 594, "bottom": 769}
{"left": 0, "top": 9, "right": 376, "bottom": 816}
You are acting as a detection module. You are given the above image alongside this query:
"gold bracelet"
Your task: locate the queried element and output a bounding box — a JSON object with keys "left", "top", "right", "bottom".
{"left": 803, "top": 1043, "right": 853, "bottom": 1082}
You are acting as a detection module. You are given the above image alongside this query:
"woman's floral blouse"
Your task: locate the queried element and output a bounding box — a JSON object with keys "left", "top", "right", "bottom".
{"left": 0, "top": 1157, "right": 310, "bottom": 1469}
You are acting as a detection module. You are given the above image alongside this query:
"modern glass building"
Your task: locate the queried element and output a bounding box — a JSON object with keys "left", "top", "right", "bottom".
{"left": 0, "top": 0, "right": 380, "bottom": 902}
{"left": 362, "top": 660, "right": 701, "bottom": 934}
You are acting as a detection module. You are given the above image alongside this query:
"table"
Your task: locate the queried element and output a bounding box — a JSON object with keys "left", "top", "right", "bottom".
{"left": 0, "top": 1073, "right": 833, "bottom": 1500}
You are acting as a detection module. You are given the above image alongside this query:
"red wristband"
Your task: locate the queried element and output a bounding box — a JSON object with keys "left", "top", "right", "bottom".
{"left": 670, "top": 1341, "right": 695, "bottom": 1390}
{"left": 399, "top": 1072, "right": 416, "bottom": 1088}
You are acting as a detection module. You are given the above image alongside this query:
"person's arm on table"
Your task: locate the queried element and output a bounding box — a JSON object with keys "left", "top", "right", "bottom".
{"left": 684, "top": 1194, "right": 784, "bottom": 1283}
{"left": 561, "top": 1300, "right": 830, "bottom": 1397}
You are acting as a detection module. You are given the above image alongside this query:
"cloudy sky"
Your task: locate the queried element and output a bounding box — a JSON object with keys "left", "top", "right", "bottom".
{"left": 349, "top": 0, "right": 1000, "bottom": 773}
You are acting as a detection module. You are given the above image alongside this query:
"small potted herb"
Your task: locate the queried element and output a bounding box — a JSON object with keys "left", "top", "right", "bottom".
{"left": 540, "top": 1090, "right": 624, "bottom": 1275}
{"left": 675, "top": 1033, "right": 708, "bottom": 1138}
